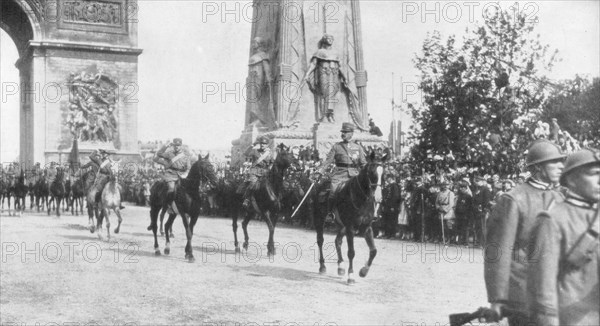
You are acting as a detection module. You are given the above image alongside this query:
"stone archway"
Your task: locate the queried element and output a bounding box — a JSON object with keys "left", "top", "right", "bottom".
{"left": 1, "top": 0, "right": 141, "bottom": 165}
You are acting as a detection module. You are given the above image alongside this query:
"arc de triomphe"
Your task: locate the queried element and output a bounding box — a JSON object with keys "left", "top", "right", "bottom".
{"left": 1, "top": 0, "right": 141, "bottom": 164}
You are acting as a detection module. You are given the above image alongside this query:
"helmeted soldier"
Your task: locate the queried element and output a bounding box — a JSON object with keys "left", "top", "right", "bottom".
{"left": 238, "top": 135, "right": 273, "bottom": 209}
{"left": 153, "top": 138, "right": 190, "bottom": 204}
{"left": 527, "top": 148, "right": 599, "bottom": 326}
{"left": 484, "top": 140, "right": 566, "bottom": 325}
{"left": 318, "top": 122, "right": 367, "bottom": 219}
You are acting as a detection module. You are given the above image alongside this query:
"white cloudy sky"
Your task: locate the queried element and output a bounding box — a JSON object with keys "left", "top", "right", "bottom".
{"left": 1, "top": 0, "right": 599, "bottom": 160}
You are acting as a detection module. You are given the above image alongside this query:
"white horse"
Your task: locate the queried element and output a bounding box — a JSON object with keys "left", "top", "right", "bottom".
{"left": 97, "top": 161, "right": 123, "bottom": 241}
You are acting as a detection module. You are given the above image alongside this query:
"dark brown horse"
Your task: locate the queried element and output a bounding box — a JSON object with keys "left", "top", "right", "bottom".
{"left": 33, "top": 171, "right": 49, "bottom": 212}
{"left": 12, "top": 171, "right": 28, "bottom": 216}
{"left": 314, "top": 151, "right": 387, "bottom": 284}
{"left": 149, "top": 155, "right": 217, "bottom": 261}
{"left": 48, "top": 167, "right": 67, "bottom": 217}
{"left": 233, "top": 145, "right": 296, "bottom": 256}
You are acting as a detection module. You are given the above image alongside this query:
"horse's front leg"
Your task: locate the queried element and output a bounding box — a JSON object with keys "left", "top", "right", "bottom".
{"left": 103, "top": 208, "right": 111, "bottom": 241}
{"left": 56, "top": 197, "right": 62, "bottom": 217}
{"left": 114, "top": 208, "right": 123, "bottom": 234}
{"left": 315, "top": 209, "right": 327, "bottom": 274}
{"left": 241, "top": 211, "right": 252, "bottom": 251}
{"left": 180, "top": 212, "right": 194, "bottom": 262}
{"left": 233, "top": 213, "right": 240, "bottom": 253}
{"left": 149, "top": 206, "right": 161, "bottom": 255}
{"left": 163, "top": 213, "right": 177, "bottom": 255}
{"left": 346, "top": 225, "right": 356, "bottom": 285}
{"left": 87, "top": 202, "right": 96, "bottom": 233}
{"left": 159, "top": 206, "right": 167, "bottom": 236}
{"left": 334, "top": 209, "right": 346, "bottom": 276}
{"left": 264, "top": 210, "right": 276, "bottom": 256}
{"left": 359, "top": 225, "right": 378, "bottom": 278}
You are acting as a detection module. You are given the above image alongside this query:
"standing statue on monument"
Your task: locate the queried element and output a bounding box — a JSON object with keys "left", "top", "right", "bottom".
{"left": 246, "top": 37, "right": 276, "bottom": 129}
{"left": 303, "top": 34, "right": 356, "bottom": 124}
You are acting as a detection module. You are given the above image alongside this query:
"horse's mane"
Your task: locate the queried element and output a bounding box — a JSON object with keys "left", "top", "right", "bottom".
{"left": 188, "top": 157, "right": 218, "bottom": 186}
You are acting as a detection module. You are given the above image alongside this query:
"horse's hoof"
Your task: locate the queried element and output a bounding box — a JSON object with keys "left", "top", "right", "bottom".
{"left": 160, "top": 230, "right": 164, "bottom": 236}
{"left": 114, "top": 228, "right": 119, "bottom": 234}
{"left": 243, "top": 243, "right": 248, "bottom": 250}
{"left": 337, "top": 267, "right": 346, "bottom": 276}
{"left": 319, "top": 266, "right": 327, "bottom": 274}
{"left": 89, "top": 225, "right": 95, "bottom": 233}
{"left": 359, "top": 267, "right": 369, "bottom": 278}
{"left": 235, "top": 247, "right": 240, "bottom": 254}
{"left": 155, "top": 250, "right": 161, "bottom": 256}
{"left": 147, "top": 225, "right": 152, "bottom": 231}
{"left": 186, "top": 254, "right": 195, "bottom": 262}
{"left": 170, "top": 233, "right": 174, "bottom": 239}
{"left": 164, "top": 247, "right": 170, "bottom": 255}
{"left": 347, "top": 278, "right": 356, "bottom": 285}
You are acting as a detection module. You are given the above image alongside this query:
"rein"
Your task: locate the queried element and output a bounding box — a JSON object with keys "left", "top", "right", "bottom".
{"left": 347, "top": 163, "right": 382, "bottom": 211}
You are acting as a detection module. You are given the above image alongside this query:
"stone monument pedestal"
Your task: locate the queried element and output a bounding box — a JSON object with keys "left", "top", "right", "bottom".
{"left": 231, "top": 121, "right": 386, "bottom": 166}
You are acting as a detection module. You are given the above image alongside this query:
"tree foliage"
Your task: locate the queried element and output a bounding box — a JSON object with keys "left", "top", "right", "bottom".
{"left": 408, "top": 8, "right": 561, "bottom": 176}
{"left": 540, "top": 76, "right": 600, "bottom": 141}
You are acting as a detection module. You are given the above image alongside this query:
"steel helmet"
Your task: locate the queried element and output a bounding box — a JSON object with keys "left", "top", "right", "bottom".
{"left": 526, "top": 140, "right": 566, "bottom": 167}
{"left": 560, "top": 148, "right": 600, "bottom": 184}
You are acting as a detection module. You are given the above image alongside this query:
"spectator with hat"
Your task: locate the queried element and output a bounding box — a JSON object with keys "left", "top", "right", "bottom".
{"left": 454, "top": 179, "right": 473, "bottom": 245}
{"left": 484, "top": 139, "right": 566, "bottom": 325}
{"left": 435, "top": 179, "right": 455, "bottom": 244}
{"left": 527, "top": 148, "right": 599, "bottom": 326}
{"left": 471, "top": 175, "right": 492, "bottom": 245}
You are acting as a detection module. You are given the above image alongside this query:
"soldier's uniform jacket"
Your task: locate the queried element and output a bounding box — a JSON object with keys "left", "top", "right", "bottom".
{"left": 435, "top": 189, "right": 456, "bottom": 220}
{"left": 89, "top": 153, "right": 113, "bottom": 177}
{"left": 153, "top": 146, "right": 190, "bottom": 182}
{"left": 527, "top": 192, "right": 599, "bottom": 326}
{"left": 484, "top": 178, "right": 564, "bottom": 314}
{"left": 244, "top": 147, "right": 273, "bottom": 179}
{"left": 322, "top": 140, "right": 367, "bottom": 189}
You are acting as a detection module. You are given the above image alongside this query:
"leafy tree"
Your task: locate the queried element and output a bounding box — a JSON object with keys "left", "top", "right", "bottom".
{"left": 540, "top": 76, "right": 600, "bottom": 141}
{"left": 408, "top": 8, "right": 561, "bottom": 176}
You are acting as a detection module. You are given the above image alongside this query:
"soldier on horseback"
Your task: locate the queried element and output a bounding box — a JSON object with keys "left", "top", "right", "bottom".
{"left": 238, "top": 135, "right": 273, "bottom": 210}
{"left": 88, "top": 149, "right": 124, "bottom": 209}
{"left": 318, "top": 122, "right": 367, "bottom": 219}
{"left": 153, "top": 138, "right": 190, "bottom": 205}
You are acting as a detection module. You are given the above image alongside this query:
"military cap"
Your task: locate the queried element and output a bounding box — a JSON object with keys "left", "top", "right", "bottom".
{"left": 560, "top": 148, "right": 600, "bottom": 184}
{"left": 340, "top": 122, "right": 355, "bottom": 133}
{"left": 254, "top": 135, "right": 269, "bottom": 145}
{"left": 172, "top": 138, "right": 183, "bottom": 146}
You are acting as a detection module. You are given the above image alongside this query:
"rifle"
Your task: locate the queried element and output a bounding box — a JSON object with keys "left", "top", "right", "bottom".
{"left": 449, "top": 306, "right": 525, "bottom": 326}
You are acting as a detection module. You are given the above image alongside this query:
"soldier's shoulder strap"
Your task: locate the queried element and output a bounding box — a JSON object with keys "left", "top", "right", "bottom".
{"left": 171, "top": 152, "right": 186, "bottom": 164}
{"left": 253, "top": 149, "right": 271, "bottom": 167}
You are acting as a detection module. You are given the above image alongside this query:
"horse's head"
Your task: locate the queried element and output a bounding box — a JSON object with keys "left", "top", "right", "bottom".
{"left": 189, "top": 156, "right": 218, "bottom": 196}
{"left": 274, "top": 143, "right": 299, "bottom": 173}
{"left": 365, "top": 150, "right": 389, "bottom": 207}
{"left": 109, "top": 160, "right": 120, "bottom": 182}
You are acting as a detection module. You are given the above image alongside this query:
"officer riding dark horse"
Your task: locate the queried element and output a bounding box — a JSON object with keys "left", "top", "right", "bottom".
{"left": 314, "top": 122, "right": 387, "bottom": 284}
{"left": 233, "top": 136, "right": 296, "bottom": 256}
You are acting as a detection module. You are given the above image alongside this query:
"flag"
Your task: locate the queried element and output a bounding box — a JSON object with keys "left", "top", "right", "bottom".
{"left": 68, "top": 138, "right": 79, "bottom": 172}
